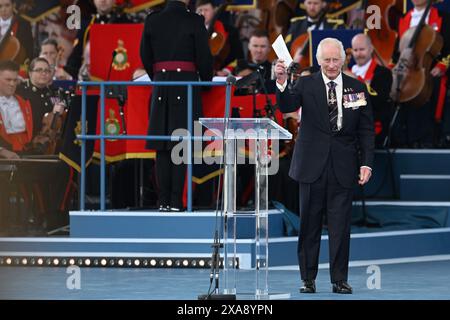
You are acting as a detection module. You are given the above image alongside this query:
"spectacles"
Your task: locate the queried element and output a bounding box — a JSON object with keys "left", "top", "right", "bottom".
{"left": 31, "top": 68, "right": 53, "bottom": 74}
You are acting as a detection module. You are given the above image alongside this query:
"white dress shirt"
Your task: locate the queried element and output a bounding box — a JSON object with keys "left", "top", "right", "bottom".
{"left": 410, "top": 8, "right": 430, "bottom": 28}
{"left": 307, "top": 17, "right": 324, "bottom": 31}
{"left": 0, "top": 96, "right": 26, "bottom": 134}
{"left": 351, "top": 58, "right": 372, "bottom": 79}
{"left": 321, "top": 72, "right": 343, "bottom": 130}
{"left": 0, "top": 17, "right": 12, "bottom": 39}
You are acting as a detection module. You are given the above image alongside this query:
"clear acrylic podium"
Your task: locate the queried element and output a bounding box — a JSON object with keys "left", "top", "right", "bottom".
{"left": 199, "top": 118, "right": 292, "bottom": 300}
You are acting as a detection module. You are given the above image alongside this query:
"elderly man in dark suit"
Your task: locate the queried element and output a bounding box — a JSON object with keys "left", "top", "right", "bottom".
{"left": 140, "top": 0, "right": 213, "bottom": 212}
{"left": 275, "top": 38, "right": 375, "bottom": 294}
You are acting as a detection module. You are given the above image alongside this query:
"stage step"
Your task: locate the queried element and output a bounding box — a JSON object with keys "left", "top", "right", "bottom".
{"left": 69, "top": 209, "right": 285, "bottom": 239}
{"left": 400, "top": 175, "right": 450, "bottom": 201}
{"left": 351, "top": 201, "right": 450, "bottom": 229}
{"left": 364, "top": 149, "right": 450, "bottom": 199}
{"left": 1, "top": 228, "right": 450, "bottom": 268}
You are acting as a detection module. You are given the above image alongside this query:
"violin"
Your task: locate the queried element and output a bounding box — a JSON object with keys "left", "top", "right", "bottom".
{"left": 31, "top": 89, "right": 72, "bottom": 155}
{"left": 390, "top": 0, "right": 443, "bottom": 107}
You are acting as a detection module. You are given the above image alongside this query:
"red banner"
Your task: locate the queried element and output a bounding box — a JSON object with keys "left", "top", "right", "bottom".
{"left": 93, "top": 86, "right": 283, "bottom": 161}
{"left": 90, "top": 24, "right": 144, "bottom": 81}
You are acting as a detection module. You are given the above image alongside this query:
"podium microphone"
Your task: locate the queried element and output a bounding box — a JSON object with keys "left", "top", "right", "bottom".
{"left": 226, "top": 75, "right": 236, "bottom": 85}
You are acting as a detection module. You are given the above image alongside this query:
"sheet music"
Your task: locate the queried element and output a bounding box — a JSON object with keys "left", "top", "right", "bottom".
{"left": 272, "top": 35, "right": 293, "bottom": 67}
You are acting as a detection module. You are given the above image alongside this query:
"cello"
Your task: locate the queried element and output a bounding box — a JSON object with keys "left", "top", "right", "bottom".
{"left": 289, "top": 6, "right": 328, "bottom": 70}
{"left": 207, "top": 0, "right": 232, "bottom": 71}
{"left": 367, "top": 0, "right": 403, "bottom": 67}
{"left": 0, "top": 0, "right": 33, "bottom": 64}
{"left": 347, "top": 0, "right": 402, "bottom": 67}
{"left": 390, "top": 0, "right": 443, "bottom": 107}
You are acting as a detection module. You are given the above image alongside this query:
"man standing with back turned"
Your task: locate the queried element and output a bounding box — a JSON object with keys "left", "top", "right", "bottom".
{"left": 275, "top": 38, "right": 375, "bottom": 294}
{"left": 140, "top": 0, "right": 213, "bottom": 212}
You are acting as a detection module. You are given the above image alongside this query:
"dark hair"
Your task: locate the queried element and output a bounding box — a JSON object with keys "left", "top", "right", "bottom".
{"left": 196, "top": 0, "right": 215, "bottom": 8}
{"left": 40, "top": 38, "right": 59, "bottom": 51}
{"left": 0, "top": 60, "right": 19, "bottom": 73}
{"left": 250, "top": 29, "right": 269, "bottom": 39}
{"left": 29, "top": 57, "right": 51, "bottom": 72}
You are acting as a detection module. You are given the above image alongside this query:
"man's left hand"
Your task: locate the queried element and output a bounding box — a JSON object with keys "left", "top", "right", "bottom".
{"left": 358, "top": 167, "right": 372, "bottom": 185}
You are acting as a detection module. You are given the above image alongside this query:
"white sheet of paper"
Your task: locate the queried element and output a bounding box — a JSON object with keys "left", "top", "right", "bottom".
{"left": 212, "top": 76, "right": 242, "bottom": 82}
{"left": 272, "top": 34, "right": 293, "bottom": 67}
{"left": 133, "top": 73, "right": 151, "bottom": 82}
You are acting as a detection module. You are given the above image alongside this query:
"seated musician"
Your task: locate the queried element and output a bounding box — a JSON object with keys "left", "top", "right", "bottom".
{"left": 16, "top": 57, "right": 65, "bottom": 139}
{"left": 391, "top": 0, "right": 450, "bottom": 148}
{"left": 350, "top": 33, "right": 393, "bottom": 148}
{"left": 1, "top": 60, "right": 71, "bottom": 234}
{"left": 233, "top": 30, "right": 276, "bottom": 94}
{"left": 195, "top": 0, "right": 244, "bottom": 76}
{"left": 0, "top": 60, "right": 32, "bottom": 159}
{"left": 285, "top": 0, "right": 345, "bottom": 63}
{"left": 56, "top": 0, "right": 132, "bottom": 80}
{"left": 39, "top": 38, "right": 65, "bottom": 81}
{"left": 0, "top": 0, "right": 33, "bottom": 65}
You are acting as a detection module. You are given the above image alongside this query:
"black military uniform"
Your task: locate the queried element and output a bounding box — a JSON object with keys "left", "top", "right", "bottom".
{"left": 64, "top": 11, "right": 131, "bottom": 79}
{"left": 16, "top": 80, "right": 63, "bottom": 137}
{"left": 285, "top": 15, "right": 345, "bottom": 51}
{"left": 140, "top": 0, "right": 213, "bottom": 211}
{"left": 234, "top": 59, "right": 275, "bottom": 95}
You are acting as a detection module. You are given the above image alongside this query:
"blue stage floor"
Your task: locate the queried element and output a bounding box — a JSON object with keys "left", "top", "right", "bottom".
{"left": 1, "top": 259, "right": 449, "bottom": 300}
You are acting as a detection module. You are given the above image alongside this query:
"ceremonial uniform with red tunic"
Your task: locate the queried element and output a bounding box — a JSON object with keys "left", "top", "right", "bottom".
{"left": 392, "top": 6, "right": 450, "bottom": 147}
{"left": 352, "top": 58, "right": 393, "bottom": 147}
{"left": 0, "top": 95, "right": 32, "bottom": 152}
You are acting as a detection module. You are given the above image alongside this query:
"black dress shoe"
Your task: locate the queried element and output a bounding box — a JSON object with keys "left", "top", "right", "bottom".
{"left": 299, "top": 279, "right": 316, "bottom": 293}
{"left": 159, "top": 205, "right": 170, "bottom": 212}
{"left": 332, "top": 280, "right": 353, "bottom": 294}
{"left": 170, "top": 207, "right": 185, "bottom": 212}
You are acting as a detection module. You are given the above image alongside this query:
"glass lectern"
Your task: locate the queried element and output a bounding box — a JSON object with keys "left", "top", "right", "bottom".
{"left": 199, "top": 118, "right": 292, "bottom": 300}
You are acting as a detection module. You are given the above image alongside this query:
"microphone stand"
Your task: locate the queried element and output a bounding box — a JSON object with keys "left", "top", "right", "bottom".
{"left": 198, "top": 75, "right": 236, "bottom": 300}
{"left": 381, "top": 63, "right": 406, "bottom": 200}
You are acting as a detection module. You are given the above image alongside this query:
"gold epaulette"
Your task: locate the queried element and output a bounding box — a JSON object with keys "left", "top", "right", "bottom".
{"left": 290, "top": 15, "right": 306, "bottom": 23}
{"left": 327, "top": 18, "right": 345, "bottom": 25}
{"left": 285, "top": 34, "right": 292, "bottom": 44}
{"left": 366, "top": 83, "right": 378, "bottom": 96}
{"left": 228, "top": 59, "right": 238, "bottom": 68}
{"left": 439, "top": 55, "right": 450, "bottom": 69}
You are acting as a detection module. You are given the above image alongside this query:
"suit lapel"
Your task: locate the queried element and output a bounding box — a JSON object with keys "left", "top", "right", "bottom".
{"left": 312, "top": 72, "right": 330, "bottom": 130}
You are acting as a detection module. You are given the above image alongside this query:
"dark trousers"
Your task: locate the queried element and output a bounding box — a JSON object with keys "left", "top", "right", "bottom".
{"left": 297, "top": 158, "right": 353, "bottom": 283}
{"left": 156, "top": 150, "right": 185, "bottom": 208}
